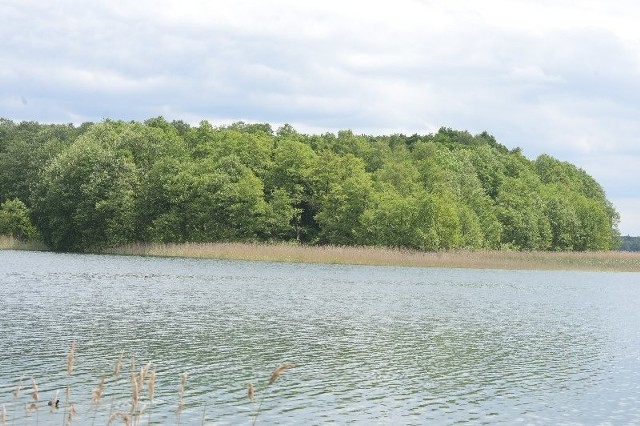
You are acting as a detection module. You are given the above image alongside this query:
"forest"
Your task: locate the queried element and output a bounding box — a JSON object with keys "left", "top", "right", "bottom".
{"left": 0, "top": 117, "right": 620, "bottom": 252}
{"left": 620, "top": 236, "right": 640, "bottom": 252}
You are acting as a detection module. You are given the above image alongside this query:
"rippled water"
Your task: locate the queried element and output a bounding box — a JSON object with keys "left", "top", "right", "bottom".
{"left": 1, "top": 250, "right": 639, "bottom": 425}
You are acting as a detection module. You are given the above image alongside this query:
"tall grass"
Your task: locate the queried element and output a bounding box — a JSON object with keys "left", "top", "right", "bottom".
{"left": 100, "top": 241, "right": 640, "bottom": 272}
{"left": 4, "top": 344, "right": 293, "bottom": 425}
{"left": 0, "top": 235, "right": 47, "bottom": 251}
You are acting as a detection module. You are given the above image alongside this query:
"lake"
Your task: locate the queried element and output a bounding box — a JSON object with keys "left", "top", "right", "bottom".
{"left": 1, "top": 250, "right": 639, "bottom": 424}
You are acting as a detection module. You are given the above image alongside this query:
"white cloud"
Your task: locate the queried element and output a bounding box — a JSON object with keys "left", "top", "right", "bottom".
{"left": 612, "top": 198, "right": 640, "bottom": 236}
{"left": 2, "top": 0, "right": 640, "bottom": 233}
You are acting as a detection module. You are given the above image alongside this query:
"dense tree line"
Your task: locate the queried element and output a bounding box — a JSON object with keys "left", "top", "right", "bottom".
{"left": 0, "top": 117, "right": 620, "bottom": 252}
{"left": 620, "top": 236, "right": 640, "bottom": 252}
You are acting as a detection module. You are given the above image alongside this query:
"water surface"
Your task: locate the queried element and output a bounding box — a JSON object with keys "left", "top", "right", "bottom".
{"left": 1, "top": 250, "right": 639, "bottom": 424}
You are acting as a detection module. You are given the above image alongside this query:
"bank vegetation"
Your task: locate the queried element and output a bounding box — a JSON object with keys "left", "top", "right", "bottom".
{"left": 0, "top": 118, "right": 622, "bottom": 258}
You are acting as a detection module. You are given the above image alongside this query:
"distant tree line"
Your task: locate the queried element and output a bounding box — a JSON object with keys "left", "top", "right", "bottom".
{"left": 0, "top": 117, "right": 620, "bottom": 252}
{"left": 620, "top": 236, "right": 640, "bottom": 252}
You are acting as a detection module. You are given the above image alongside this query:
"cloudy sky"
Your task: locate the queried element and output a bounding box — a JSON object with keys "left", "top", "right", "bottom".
{"left": 2, "top": 0, "right": 639, "bottom": 235}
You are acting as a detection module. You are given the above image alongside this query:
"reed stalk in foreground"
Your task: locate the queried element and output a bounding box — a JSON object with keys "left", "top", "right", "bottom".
{"left": 4, "top": 344, "right": 294, "bottom": 425}
{"left": 251, "top": 363, "right": 295, "bottom": 426}
{"left": 91, "top": 376, "right": 105, "bottom": 426}
{"left": 176, "top": 372, "right": 187, "bottom": 426}
{"left": 147, "top": 369, "right": 157, "bottom": 425}
{"left": 64, "top": 341, "right": 77, "bottom": 425}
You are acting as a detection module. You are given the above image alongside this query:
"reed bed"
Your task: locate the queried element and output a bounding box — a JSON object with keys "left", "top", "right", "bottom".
{"left": 0, "top": 235, "right": 47, "bottom": 251}
{"left": 3, "top": 343, "right": 293, "bottom": 426}
{"left": 100, "top": 242, "right": 640, "bottom": 272}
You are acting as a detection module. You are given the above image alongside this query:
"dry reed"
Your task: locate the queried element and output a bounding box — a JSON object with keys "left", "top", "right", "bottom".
{"left": 5, "top": 344, "right": 295, "bottom": 425}
{"left": 176, "top": 372, "right": 187, "bottom": 425}
{"left": 268, "top": 363, "right": 294, "bottom": 385}
{"left": 29, "top": 378, "right": 39, "bottom": 403}
{"left": 113, "top": 353, "right": 124, "bottom": 378}
{"left": 248, "top": 383, "right": 255, "bottom": 402}
{"left": 91, "top": 376, "right": 105, "bottom": 404}
{"left": 12, "top": 377, "right": 22, "bottom": 400}
{"left": 108, "top": 412, "right": 131, "bottom": 426}
{"left": 252, "top": 362, "right": 295, "bottom": 425}
{"left": 101, "top": 241, "right": 640, "bottom": 272}
{"left": 67, "top": 341, "right": 77, "bottom": 376}
{"left": 67, "top": 403, "right": 77, "bottom": 425}
{"left": 0, "top": 235, "right": 46, "bottom": 251}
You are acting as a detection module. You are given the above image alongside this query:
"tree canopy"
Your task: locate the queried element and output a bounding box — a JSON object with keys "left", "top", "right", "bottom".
{"left": 0, "top": 118, "right": 621, "bottom": 252}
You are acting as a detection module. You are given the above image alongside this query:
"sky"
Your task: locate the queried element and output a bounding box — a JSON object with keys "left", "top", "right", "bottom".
{"left": 2, "top": 0, "right": 639, "bottom": 235}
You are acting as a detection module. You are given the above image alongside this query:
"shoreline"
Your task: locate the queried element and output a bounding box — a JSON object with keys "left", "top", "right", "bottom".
{"left": 2, "top": 237, "right": 639, "bottom": 272}
{"left": 103, "top": 242, "right": 640, "bottom": 272}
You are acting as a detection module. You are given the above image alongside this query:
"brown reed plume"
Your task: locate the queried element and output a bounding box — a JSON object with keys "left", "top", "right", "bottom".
{"left": 67, "top": 341, "right": 77, "bottom": 376}
{"left": 90, "top": 376, "right": 105, "bottom": 426}
{"left": 147, "top": 370, "right": 156, "bottom": 404}
{"left": 113, "top": 353, "right": 124, "bottom": 378}
{"left": 91, "top": 376, "right": 105, "bottom": 404}
{"left": 176, "top": 372, "right": 187, "bottom": 425}
{"left": 248, "top": 383, "right": 255, "bottom": 402}
{"left": 130, "top": 368, "right": 140, "bottom": 415}
{"left": 147, "top": 369, "right": 157, "bottom": 425}
{"left": 108, "top": 412, "right": 131, "bottom": 426}
{"left": 66, "top": 403, "right": 77, "bottom": 425}
{"left": 10, "top": 377, "right": 23, "bottom": 425}
{"left": 268, "top": 363, "right": 294, "bottom": 385}
{"left": 252, "top": 363, "right": 295, "bottom": 425}
{"left": 12, "top": 377, "right": 22, "bottom": 400}
{"left": 30, "top": 378, "right": 39, "bottom": 403}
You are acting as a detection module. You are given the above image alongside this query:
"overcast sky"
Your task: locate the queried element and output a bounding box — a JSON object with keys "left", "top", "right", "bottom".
{"left": 2, "top": 0, "right": 639, "bottom": 235}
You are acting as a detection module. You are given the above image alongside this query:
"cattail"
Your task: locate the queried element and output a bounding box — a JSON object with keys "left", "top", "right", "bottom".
{"left": 92, "top": 376, "right": 105, "bottom": 404}
{"left": 113, "top": 353, "right": 124, "bottom": 378}
{"left": 247, "top": 383, "right": 255, "bottom": 402}
{"left": 67, "top": 341, "right": 77, "bottom": 376}
{"left": 268, "top": 363, "right": 294, "bottom": 385}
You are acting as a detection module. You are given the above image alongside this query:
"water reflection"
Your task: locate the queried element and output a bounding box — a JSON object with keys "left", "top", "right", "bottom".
{"left": 0, "top": 250, "right": 639, "bottom": 424}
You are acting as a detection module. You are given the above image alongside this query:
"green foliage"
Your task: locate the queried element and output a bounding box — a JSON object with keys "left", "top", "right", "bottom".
{"left": 620, "top": 236, "right": 640, "bottom": 251}
{"left": 0, "top": 117, "right": 620, "bottom": 252}
{"left": 312, "top": 153, "right": 373, "bottom": 244}
{"left": 496, "top": 175, "right": 552, "bottom": 250}
{"left": 32, "top": 139, "right": 139, "bottom": 251}
{"left": 0, "top": 198, "right": 38, "bottom": 240}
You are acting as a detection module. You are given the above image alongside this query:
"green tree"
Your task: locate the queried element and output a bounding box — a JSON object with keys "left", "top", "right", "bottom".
{"left": 0, "top": 198, "right": 38, "bottom": 240}
{"left": 496, "top": 175, "right": 551, "bottom": 250}
{"left": 32, "top": 140, "right": 139, "bottom": 251}
{"left": 263, "top": 137, "right": 318, "bottom": 240}
{"left": 0, "top": 122, "right": 82, "bottom": 206}
{"left": 139, "top": 155, "right": 268, "bottom": 243}
{"left": 311, "top": 153, "right": 373, "bottom": 245}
